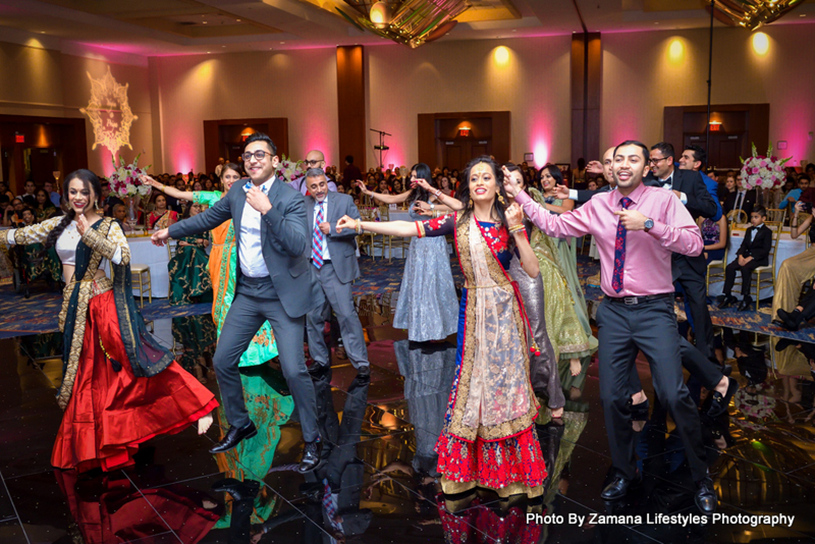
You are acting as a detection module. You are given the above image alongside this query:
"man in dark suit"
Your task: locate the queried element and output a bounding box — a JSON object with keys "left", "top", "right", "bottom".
{"left": 152, "top": 132, "right": 325, "bottom": 472}
{"left": 647, "top": 142, "right": 718, "bottom": 359}
{"left": 304, "top": 168, "right": 370, "bottom": 377}
{"left": 721, "top": 173, "right": 756, "bottom": 218}
{"left": 718, "top": 205, "right": 773, "bottom": 311}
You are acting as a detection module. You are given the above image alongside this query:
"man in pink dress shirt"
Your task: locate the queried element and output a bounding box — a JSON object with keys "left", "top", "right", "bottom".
{"left": 504, "top": 140, "right": 717, "bottom": 514}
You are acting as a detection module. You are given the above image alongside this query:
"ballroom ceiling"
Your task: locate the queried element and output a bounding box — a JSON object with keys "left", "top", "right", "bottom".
{"left": 0, "top": 0, "right": 813, "bottom": 57}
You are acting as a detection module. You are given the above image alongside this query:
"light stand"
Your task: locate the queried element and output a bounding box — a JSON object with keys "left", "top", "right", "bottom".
{"left": 370, "top": 128, "right": 391, "bottom": 169}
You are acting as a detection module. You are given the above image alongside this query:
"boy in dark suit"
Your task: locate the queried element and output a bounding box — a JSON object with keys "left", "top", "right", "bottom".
{"left": 718, "top": 205, "right": 773, "bottom": 311}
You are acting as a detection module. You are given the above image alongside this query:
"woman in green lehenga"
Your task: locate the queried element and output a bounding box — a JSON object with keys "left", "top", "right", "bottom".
{"left": 530, "top": 165, "right": 598, "bottom": 391}
{"left": 168, "top": 202, "right": 213, "bottom": 306}
{"left": 146, "top": 165, "right": 292, "bottom": 489}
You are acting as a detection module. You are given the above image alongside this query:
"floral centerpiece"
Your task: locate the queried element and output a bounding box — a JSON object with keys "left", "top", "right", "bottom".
{"left": 109, "top": 153, "right": 152, "bottom": 198}
{"left": 275, "top": 154, "right": 304, "bottom": 187}
{"left": 740, "top": 143, "right": 792, "bottom": 190}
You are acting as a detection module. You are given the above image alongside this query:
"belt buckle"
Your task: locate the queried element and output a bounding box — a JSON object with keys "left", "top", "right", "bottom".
{"left": 624, "top": 296, "right": 638, "bottom": 305}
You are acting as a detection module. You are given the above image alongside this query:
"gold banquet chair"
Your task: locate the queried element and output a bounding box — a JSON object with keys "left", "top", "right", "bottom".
{"left": 371, "top": 206, "right": 392, "bottom": 261}
{"left": 706, "top": 244, "right": 729, "bottom": 293}
{"left": 766, "top": 208, "right": 786, "bottom": 224}
{"left": 130, "top": 264, "right": 152, "bottom": 307}
{"left": 726, "top": 209, "right": 747, "bottom": 229}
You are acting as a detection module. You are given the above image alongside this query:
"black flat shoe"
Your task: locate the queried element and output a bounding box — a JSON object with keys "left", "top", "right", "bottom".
{"left": 737, "top": 298, "right": 753, "bottom": 312}
{"left": 308, "top": 362, "right": 330, "bottom": 378}
{"left": 775, "top": 337, "right": 798, "bottom": 352}
{"left": 718, "top": 295, "right": 738, "bottom": 309}
{"left": 208, "top": 421, "right": 258, "bottom": 454}
{"left": 695, "top": 477, "right": 718, "bottom": 514}
{"left": 298, "top": 439, "right": 323, "bottom": 473}
{"left": 212, "top": 478, "right": 260, "bottom": 502}
{"left": 356, "top": 365, "right": 371, "bottom": 378}
{"left": 708, "top": 377, "right": 738, "bottom": 417}
{"left": 600, "top": 473, "right": 641, "bottom": 501}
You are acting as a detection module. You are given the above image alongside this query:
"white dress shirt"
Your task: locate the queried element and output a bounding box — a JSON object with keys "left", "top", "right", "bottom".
{"left": 313, "top": 197, "right": 331, "bottom": 261}
{"left": 659, "top": 171, "right": 688, "bottom": 205}
{"left": 239, "top": 176, "right": 274, "bottom": 278}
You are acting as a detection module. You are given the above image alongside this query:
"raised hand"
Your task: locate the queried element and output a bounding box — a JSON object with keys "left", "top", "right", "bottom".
{"left": 151, "top": 228, "right": 171, "bottom": 246}
{"left": 246, "top": 186, "right": 272, "bottom": 214}
{"left": 76, "top": 213, "right": 89, "bottom": 235}
{"left": 554, "top": 184, "right": 571, "bottom": 200}
{"left": 335, "top": 215, "right": 357, "bottom": 233}
{"left": 413, "top": 201, "right": 433, "bottom": 216}
{"left": 413, "top": 178, "right": 432, "bottom": 192}
{"left": 614, "top": 209, "right": 648, "bottom": 231}
{"left": 586, "top": 160, "right": 603, "bottom": 175}
{"left": 502, "top": 166, "right": 520, "bottom": 197}
{"left": 505, "top": 202, "right": 524, "bottom": 227}
{"left": 355, "top": 180, "right": 370, "bottom": 194}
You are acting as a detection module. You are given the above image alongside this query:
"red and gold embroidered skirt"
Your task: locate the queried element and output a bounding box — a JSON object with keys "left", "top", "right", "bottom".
{"left": 52, "top": 290, "right": 218, "bottom": 473}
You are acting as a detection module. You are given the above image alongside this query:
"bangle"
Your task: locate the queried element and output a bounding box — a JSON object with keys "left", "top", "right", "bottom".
{"left": 509, "top": 224, "right": 525, "bottom": 234}
{"left": 434, "top": 189, "right": 442, "bottom": 198}
{"left": 430, "top": 203, "right": 436, "bottom": 210}
{"left": 355, "top": 219, "right": 362, "bottom": 234}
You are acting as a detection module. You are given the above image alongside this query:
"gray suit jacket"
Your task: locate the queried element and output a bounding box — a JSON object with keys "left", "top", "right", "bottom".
{"left": 305, "top": 191, "right": 361, "bottom": 284}
{"left": 168, "top": 178, "right": 323, "bottom": 318}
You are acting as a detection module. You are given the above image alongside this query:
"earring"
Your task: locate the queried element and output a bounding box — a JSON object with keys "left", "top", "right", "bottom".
{"left": 467, "top": 199, "right": 474, "bottom": 209}
{"left": 497, "top": 193, "right": 506, "bottom": 205}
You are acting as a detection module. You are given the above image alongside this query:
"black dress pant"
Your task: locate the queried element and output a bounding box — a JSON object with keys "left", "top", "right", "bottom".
{"left": 674, "top": 255, "right": 714, "bottom": 358}
{"left": 597, "top": 295, "right": 708, "bottom": 482}
{"left": 724, "top": 259, "right": 763, "bottom": 297}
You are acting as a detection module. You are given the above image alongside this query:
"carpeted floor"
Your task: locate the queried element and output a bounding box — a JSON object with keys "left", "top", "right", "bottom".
{"left": 2, "top": 254, "right": 813, "bottom": 342}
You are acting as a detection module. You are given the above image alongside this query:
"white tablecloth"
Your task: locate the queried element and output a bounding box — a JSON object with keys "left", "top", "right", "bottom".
{"left": 102, "top": 236, "right": 174, "bottom": 298}
{"left": 708, "top": 226, "right": 806, "bottom": 299}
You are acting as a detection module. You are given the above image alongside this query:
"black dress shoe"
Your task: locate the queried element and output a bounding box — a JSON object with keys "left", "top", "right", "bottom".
{"left": 298, "top": 439, "right": 323, "bottom": 473}
{"left": 212, "top": 478, "right": 260, "bottom": 502}
{"left": 721, "top": 363, "right": 732, "bottom": 377}
{"left": 771, "top": 318, "right": 786, "bottom": 328}
{"left": 775, "top": 337, "right": 798, "bottom": 352}
{"left": 777, "top": 308, "right": 803, "bottom": 331}
{"left": 630, "top": 399, "right": 650, "bottom": 421}
{"left": 600, "top": 473, "right": 641, "bottom": 501}
{"left": 708, "top": 377, "right": 738, "bottom": 417}
{"left": 737, "top": 297, "right": 753, "bottom": 311}
{"left": 208, "top": 421, "right": 258, "bottom": 454}
{"left": 356, "top": 365, "right": 371, "bottom": 378}
{"left": 308, "top": 362, "right": 330, "bottom": 377}
{"left": 695, "top": 477, "right": 718, "bottom": 514}
{"left": 718, "top": 295, "right": 738, "bottom": 309}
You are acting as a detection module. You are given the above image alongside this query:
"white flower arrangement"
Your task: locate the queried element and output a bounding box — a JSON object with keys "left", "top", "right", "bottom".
{"left": 109, "top": 154, "right": 152, "bottom": 198}
{"left": 739, "top": 143, "right": 791, "bottom": 191}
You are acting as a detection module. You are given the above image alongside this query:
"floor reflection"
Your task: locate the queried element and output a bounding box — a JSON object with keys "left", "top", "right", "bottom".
{"left": 1, "top": 306, "right": 815, "bottom": 543}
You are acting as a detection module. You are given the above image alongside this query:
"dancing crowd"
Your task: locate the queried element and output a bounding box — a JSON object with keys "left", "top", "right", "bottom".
{"left": 7, "top": 131, "right": 815, "bottom": 523}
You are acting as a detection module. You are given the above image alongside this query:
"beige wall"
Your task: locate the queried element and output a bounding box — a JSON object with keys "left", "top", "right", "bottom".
{"left": 366, "top": 36, "right": 572, "bottom": 168}
{"left": 0, "top": 40, "right": 154, "bottom": 176}
{"left": 602, "top": 25, "right": 815, "bottom": 166}
{"left": 151, "top": 48, "right": 338, "bottom": 174}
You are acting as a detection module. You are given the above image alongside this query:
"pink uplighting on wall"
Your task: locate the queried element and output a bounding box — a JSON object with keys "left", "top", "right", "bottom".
{"left": 167, "top": 133, "right": 198, "bottom": 174}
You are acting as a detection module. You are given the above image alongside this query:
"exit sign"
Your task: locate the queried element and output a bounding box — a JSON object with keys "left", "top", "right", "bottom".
{"left": 15, "top": 134, "right": 24, "bottom": 143}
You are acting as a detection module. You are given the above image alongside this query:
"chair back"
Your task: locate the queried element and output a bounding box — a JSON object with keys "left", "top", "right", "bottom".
{"left": 378, "top": 206, "right": 390, "bottom": 221}
{"left": 727, "top": 209, "right": 747, "bottom": 228}
{"left": 765, "top": 208, "right": 786, "bottom": 224}
{"left": 769, "top": 222, "right": 783, "bottom": 271}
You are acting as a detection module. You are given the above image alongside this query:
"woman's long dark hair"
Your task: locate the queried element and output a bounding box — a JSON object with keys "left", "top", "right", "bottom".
{"left": 40, "top": 169, "right": 102, "bottom": 256}
{"left": 407, "top": 163, "right": 436, "bottom": 205}
{"left": 455, "top": 156, "right": 510, "bottom": 229}
{"left": 540, "top": 163, "right": 564, "bottom": 190}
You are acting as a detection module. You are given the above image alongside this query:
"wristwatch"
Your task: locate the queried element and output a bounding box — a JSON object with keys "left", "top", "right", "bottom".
{"left": 644, "top": 218, "right": 654, "bottom": 232}
{"left": 430, "top": 203, "right": 436, "bottom": 210}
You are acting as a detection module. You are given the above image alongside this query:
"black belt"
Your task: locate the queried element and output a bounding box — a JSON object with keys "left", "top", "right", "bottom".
{"left": 605, "top": 293, "right": 672, "bottom": 306}
{"left": 240, "top": 275, "right": 272, "bottom": 286}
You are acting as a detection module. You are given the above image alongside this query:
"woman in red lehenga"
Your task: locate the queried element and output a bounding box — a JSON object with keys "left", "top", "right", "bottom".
{"left": 337, "top": 156, "right": 547, "bottom": 498}
{"left": 2, "top": 169, "right": 218, "bottom": 473}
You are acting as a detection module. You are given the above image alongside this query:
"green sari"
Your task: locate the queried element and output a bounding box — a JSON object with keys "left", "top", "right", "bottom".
{"left": 194, "top": 191, "right": 278, "bottom": 366}
{"left": 168, "top": 233, "right": 213, "bottom": 306}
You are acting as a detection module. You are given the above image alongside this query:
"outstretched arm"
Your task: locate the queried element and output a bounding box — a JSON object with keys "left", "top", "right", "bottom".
{"left": 336, "top": 215, "right": 420, "bottom": 238}
{"left": 4, "top": 216, "right": 63, "bottom": 246}
{"left": 145, "top": 176, "right": 194, "bottom": 202}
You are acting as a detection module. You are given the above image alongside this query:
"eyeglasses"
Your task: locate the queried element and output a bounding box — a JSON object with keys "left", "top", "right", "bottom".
{"left": 303, "top": 159, "right": 323, "bottom": 166}
{"left": 648, "top": 157, "right": 669, "bottom": 165}
{"left": 242, "top": 150, "right": 272, "bottom": 162}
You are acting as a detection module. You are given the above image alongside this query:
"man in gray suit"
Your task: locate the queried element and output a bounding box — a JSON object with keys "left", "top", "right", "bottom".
{"left": 151, "top": 133, "right": 325, "bottom": 472}
{"left": 304, "top": 168, "right": 370, "bottom": 378}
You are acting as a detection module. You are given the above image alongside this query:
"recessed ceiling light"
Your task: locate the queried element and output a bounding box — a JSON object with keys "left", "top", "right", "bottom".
{"left": 800, "top": 13, "right": 806, "bottom": 17}
{"left": 203, "top": 21, "right": 208, "bottom": 24}
{"left": 280, "top": 41, "right": 285, "bottom": 44}
{"left": 237, "top": 19, "right": 241, "bottom": 22}
{"left": 654, "top": 22, "right": 659, "bottom": 24}
{"left": 207, "top": 51, "right": 211, "bottom": 53}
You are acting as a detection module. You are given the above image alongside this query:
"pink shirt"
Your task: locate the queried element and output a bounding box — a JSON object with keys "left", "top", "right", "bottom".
{"left": 515, "top": 182, "right": 702, "bottom": 297}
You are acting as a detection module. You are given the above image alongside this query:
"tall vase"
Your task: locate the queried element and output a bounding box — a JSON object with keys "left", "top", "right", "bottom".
{"left": 127, "top": 195, "right": 141, "bottom": 225}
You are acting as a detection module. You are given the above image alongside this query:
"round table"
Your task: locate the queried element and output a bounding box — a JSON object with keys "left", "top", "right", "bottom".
{"left": 707, "top": 225, "right": 806, "bottom": 300}
{"left": 100, "top": 234, "right": 176, "bottom": 298}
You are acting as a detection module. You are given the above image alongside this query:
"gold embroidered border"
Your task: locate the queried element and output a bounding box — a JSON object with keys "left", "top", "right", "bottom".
{"left": 440, "top": 477, "right": 544, "bottom": 499}
{"left": 446, "top": 217, "right": 538, "bottom": 442}
{"left": 57, "top": 219, "right": 113, "bottom": 410}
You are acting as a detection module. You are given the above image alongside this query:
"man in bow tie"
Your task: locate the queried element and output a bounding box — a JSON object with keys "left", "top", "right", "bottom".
{"left": 152, "top": 133, "right": 325, "bottom": 473}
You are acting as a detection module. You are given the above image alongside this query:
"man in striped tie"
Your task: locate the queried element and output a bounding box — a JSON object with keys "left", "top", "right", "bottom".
{"left": 304, "top": 168, "right": 370, "bottom": 378}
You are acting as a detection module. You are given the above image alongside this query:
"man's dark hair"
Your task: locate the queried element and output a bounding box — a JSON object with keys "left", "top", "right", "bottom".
{"left": 345, "top": 155, "right": 354, "bottom": 164}
{"left": 651, "top": 142, "right": 675, "bottom": 161}
{"left": 685, "top": 145, "right": 707, "bottom": 167}
{"left": 21, "top": 207, "right": 34, "bottom": 216}
{"left": 101, "top": 180, "right": 110, "bottom": 188}
{"left": 753, "top": 205, "right": 767, "bottom": 217}
{"left": 0, "top": 195, "right": 9, "bottom": 205}
{"left": 613, "top": 140, "right": 651, "bottom": 162}
{"left": 243, "top": 132, "right": 277, "bottom": 156}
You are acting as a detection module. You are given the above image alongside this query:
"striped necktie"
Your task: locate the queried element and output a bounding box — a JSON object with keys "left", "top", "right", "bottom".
{"left": 312, "top": 201, "right": 324, "bottom": 269}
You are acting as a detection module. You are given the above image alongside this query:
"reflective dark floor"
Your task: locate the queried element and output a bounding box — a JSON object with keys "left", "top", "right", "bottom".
{"left": 1, "top": 299, "right": 815, "bottom": 543}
